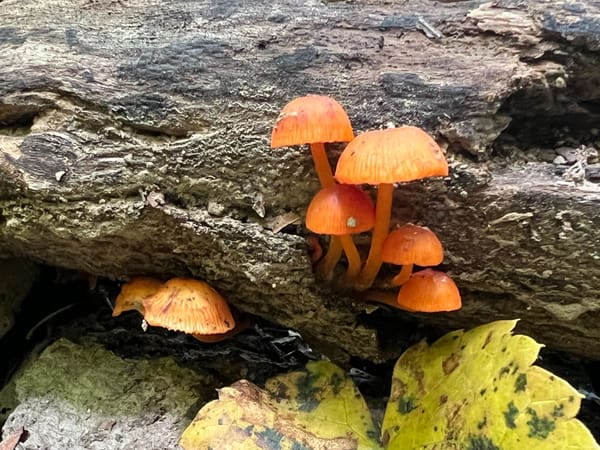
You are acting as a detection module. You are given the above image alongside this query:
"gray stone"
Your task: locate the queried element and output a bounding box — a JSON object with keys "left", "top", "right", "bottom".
{"left": 1, "top": 339, "right": 217, "bottom": 449}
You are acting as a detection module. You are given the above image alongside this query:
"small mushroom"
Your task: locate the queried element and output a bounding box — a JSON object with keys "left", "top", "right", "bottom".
{"left": 396, "top": 268, "right": 461, "bottom": 312}
{"left": 142, "top": 278, "right": 235, "bottom": 335}
{"left": 335, "top": 126, "right": 448, "bottom": 289}
{"left": 381, "top": 224, "right": 444, "bottom": 286}
{"left": 305, "top": 184, "right": 375, "bottom": 280}
{"left": 112, "top": 276, "right": 164, "bottom": 317}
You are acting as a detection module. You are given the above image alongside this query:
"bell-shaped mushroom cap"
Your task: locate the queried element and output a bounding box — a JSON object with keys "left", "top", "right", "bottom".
{"left": 305, "top": 184, "right": 375, "bottom": 235}
{"left": 271, "top": 95, "right": 354, "bottom": 147}
{"left": 396, "top": 269, "right": 461, "bottom": 312}
{"left": 112, "top": 277, "right": 164, "bottom": 317}
{"left": 381, "top": 224, "right": 444, "bottom": 266}
{"left": 335, "top": 126, "right": 448, "bottom": 184}
{"left": 142, "top": 278, "right": 235, "bottom": 335}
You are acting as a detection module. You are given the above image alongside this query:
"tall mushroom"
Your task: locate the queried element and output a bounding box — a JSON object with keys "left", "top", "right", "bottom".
{"left": 381, "top": 224, "right": 444, "bottom": 286}
{"left": 271, "top": 94, "right": 354, "bottom": 187}
{"left": 306, "top": 184, "right": 375, "bottom": 280}
{"left": 271, "top": 95, "right": 354, "bottom": 270}
{"left": 335, "top": 126, "right": 448, "bottom": 290}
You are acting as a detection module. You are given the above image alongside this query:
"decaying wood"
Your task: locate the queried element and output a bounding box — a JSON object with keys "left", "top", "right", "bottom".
{"left": 1, "top": 0, "right": 599, "bottom": 360}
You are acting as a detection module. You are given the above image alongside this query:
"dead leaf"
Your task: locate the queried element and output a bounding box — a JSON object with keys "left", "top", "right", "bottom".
{"left": 0, "top": 427, "right": 26, "bottom": 450}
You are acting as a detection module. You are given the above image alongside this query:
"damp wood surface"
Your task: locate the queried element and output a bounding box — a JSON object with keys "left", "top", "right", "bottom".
{"left": 1, "top": 0, "right": 600, "bottom": 361}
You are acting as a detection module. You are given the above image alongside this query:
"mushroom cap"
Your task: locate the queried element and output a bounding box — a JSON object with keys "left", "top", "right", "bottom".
{"left": 335, "top": 126, "right": 448, "bottom": 185}
{"left": 396, "top": 269, "right": 461, "bottom": 312}
{"left": 142, "top": 278, "right": 235, "bottom": 335}
{"left": 271, "top": 95, "right": 354, "bottom": 147}
{"left": 306, "top": 184, "right": 375, "bottom": 235}
{"left": 381, "top": 224, "right": 444, "bottom": 266}
{"left": 112, "top": 276, "right": 164, "bottom": 317}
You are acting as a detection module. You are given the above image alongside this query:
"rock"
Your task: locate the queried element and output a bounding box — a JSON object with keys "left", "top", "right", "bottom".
{"left": 1, "top": 339, "right": 217, "bottom": 449}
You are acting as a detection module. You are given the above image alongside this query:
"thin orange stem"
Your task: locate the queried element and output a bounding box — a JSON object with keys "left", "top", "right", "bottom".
{"left": 309, "top": 142, "right": 342, "bottom": 278}
{"left": 339, "top": 234, "right": 362, "bottom": 281}
{"left": 356, "top": 183, "right": 394, "bottom": 290}
{"left": 309, "top": 142, "right": 335, "bottom": 188}
{"left": 316, "top": 235, "right": 343, "bottom": 281}
{"left": 390, "top": 264, "right": 413, "bottom": 286}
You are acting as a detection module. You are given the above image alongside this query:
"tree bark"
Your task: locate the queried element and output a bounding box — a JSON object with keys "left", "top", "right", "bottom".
{"left": 1, "top": 0, "right": 599, "bottom": 360}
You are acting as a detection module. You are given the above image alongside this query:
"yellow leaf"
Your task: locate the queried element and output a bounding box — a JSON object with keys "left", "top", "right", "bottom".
{"left": 180, "top": 360, "right": 382, "bottom": 450}
{"left": 381, "top": 319, "right": 599, "bottom": 450}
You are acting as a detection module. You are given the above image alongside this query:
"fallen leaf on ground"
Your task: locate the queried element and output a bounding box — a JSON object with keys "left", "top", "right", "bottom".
{"left": 180, "top": 360, "right": 381, "bottom": 450}
{"left": 0, "top": 427, "right": 26, "bottom": 450}
{"left": 381, "top": 319, "right": 599, "bottom": 449}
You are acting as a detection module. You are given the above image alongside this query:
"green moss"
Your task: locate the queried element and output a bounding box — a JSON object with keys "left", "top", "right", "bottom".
{"left": 15, "top": 338, "right": 214, "bottom": 417}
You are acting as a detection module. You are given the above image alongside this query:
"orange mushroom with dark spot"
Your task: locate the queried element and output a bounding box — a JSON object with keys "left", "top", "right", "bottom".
{"left": 335, "top": 126, "right": 448, "bottom": 290}
{"left": 381, "top": 224, "right": 444, "bottom": 286}
{"left": 306, "top": 184, "right": 375, "bottom": 280}
{"left": 112, "top": 276, "right": 164, "bottom": 317}
{"left": 396, "top": 268, "right": 461, "bottom": 312}
{"left": 271, "top": 95, "right": 354, "bottom": 188}
{"left": 142, "top": 278, "right": 236, "bottom": 336}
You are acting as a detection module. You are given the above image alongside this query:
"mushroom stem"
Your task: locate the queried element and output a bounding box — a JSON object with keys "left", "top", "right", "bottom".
{"left": 309, "top": 142, "right": 343, "bottom": 275}
{"left": 316, "top": 235, "right": 343, "bottom": 280}
{"left": 356, "top": 183, "right": 394, "bottom": 289}
{"left": 309, "top": 142, "right": 335, "bottom": 187}
{"left": 390, "top": 264, "right": 413, "bottom": 286}
{"left": 339, "top": 234, "right": 362, "bottom": 280}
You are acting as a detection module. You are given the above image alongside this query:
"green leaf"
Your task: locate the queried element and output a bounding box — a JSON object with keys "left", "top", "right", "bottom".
{"left": 381, "top": 320, "right": 599, "bottom": 450}
{"left": 180, "top": 360, "right": 382, "bottom": 450}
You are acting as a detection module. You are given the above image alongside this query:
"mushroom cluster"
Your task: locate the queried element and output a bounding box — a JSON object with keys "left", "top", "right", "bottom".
{"left": 272, "top": 95, "right": 461, "bottom": 312}
{"left": 112, "top": 277, "right": 249, "bottom": 342}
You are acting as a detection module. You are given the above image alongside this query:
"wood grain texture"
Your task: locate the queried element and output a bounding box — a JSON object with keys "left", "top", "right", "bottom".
{"left": 1, "top": 0, "right": 599, "bottom": 360}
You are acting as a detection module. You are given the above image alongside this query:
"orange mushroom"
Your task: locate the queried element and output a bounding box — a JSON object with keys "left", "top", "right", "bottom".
{"left": 381, "top": 224, "right": 444, "bottom": 286}
{"left": 142, "top": 278, "right": 235, "bottom": 336}
{"left": 271, "top": 94, "right": 354, "bottom": 188}
{"left": 335, "top": 126, "right": 448, "bottom": 290}
{"left": 112, "top": 276, "right": 164, "bottom": 317}
{"left": 396, "top": 268, "right": 461, "bottom": 312}
{"left": 306, "top": 184, "right": 375, "bottom": 280}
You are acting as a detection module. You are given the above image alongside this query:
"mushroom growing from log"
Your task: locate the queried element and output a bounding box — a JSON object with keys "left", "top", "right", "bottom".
{"left": 381, "top": 224, "right": 444, "bottom": 286}
{"left": 271, "top": 94, "right": 354, "bottom": 188}
{"left": 306, "top": 184, "right": 375, "bottom": 280}
{"left": 335, "top": 126, "right": 448, "bottom": 290}
{"left": 396, "top": 269, "right": 461, "bottom": 312}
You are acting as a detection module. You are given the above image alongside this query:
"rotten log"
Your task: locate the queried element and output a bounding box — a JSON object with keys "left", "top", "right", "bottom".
{"left": 1, "top": 0, "right": 599, "bottom": 361}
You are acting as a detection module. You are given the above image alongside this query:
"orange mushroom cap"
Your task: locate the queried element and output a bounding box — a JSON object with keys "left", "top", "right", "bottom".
{"left": 396, "top": 269, "right": 461, "bottom": 312}
{"left": 142, "top": 278, "right": 235, "bottom": 335}
{"left": 381, "top": 224, "right": 444, "bottom": 266}
{"left": 112, "top": 277, "right": 164, "bottom": 317}
{"left": 271, "top": 95, "right": 354, "bottom": 147}
{"left": 306, "top": 184, "right": 375, "bottom": 235}
{"left": 335, "top": 126, "right": 448, "bottom": 184}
